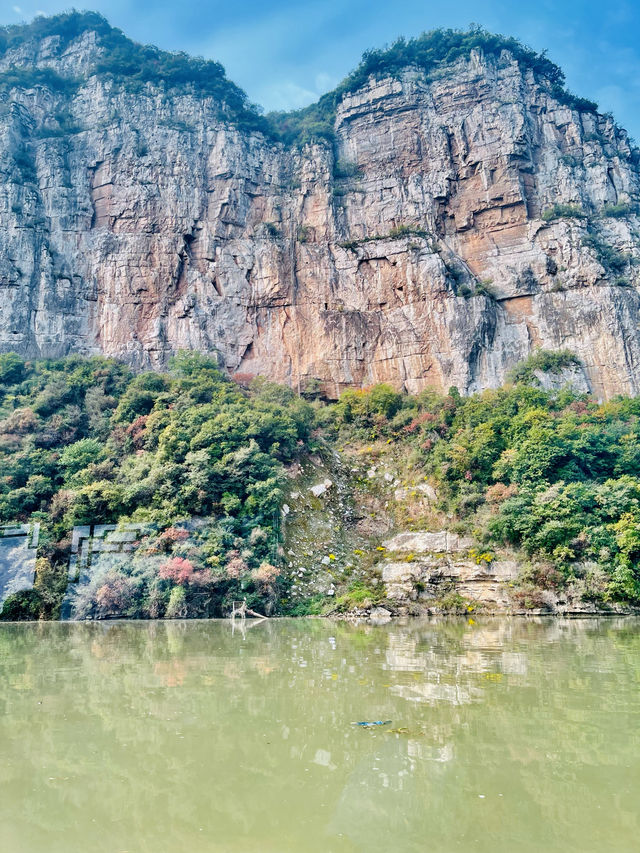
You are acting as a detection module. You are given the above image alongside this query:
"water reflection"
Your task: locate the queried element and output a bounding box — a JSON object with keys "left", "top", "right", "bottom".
{"left": 0, "top": 617, "right": 639, "bottom": 853}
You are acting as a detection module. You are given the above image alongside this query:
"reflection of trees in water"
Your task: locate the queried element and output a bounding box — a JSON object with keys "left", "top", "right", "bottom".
{"left": 0, "top": 618, "right": 639, "bottom": 852}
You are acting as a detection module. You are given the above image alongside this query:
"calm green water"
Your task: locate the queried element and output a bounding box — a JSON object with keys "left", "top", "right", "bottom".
{"left": 1, "top": 618, "right": 639, "bottom": 853}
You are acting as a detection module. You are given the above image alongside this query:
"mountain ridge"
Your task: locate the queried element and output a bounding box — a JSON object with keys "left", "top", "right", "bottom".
{"left": 1, "top": 12, "right": 640, "bottom": 398}
{"left": 0, "top": 12, "right": 605, "bottom": 144}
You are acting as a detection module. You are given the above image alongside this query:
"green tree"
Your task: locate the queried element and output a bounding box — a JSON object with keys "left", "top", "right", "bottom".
{"left": 0, "top": 352, "right": 27, "bottom": 385}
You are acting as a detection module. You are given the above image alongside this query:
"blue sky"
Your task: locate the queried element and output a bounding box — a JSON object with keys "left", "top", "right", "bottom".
{"left": 3, "top": 1, "right": 640, "bottom": 138}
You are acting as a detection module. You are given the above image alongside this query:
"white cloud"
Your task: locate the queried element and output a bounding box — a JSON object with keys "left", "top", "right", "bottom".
{"left": 12, "top": 5, "right": 23, "bottom": 14}
{"left": 192, "top": 2, "right": 346, "bottom": 110}
{"left": 258, "top": 81, "right": 319, "bottom": 112}
{"left": 314, "top": 72, "right": 337, "bottom": 92}
{"left": 252, "top": 73, "right": 340, "bottom": 112}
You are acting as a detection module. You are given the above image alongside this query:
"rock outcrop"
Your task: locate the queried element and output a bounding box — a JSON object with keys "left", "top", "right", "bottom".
{"left": 382, "top": 555, "right": 519, "bottom": 610}
{"left": 3, "top": 18, "right": 640, "bottom": 397}
{"left": 381, "top": 529, "right": 518, "bottom": 609}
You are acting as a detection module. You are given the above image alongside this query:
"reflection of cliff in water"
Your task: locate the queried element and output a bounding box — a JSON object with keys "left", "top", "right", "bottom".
{"left": 0, "top": 618, "right": 639, "bottom": 853}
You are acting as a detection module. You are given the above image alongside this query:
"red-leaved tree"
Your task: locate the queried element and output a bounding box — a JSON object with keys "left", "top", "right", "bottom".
{"left": 159, "top": 556, "right": 195, "bottom": 585}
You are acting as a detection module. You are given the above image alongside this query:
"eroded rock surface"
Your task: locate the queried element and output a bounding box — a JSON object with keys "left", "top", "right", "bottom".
{"left": 380, "top": 526, "right": 519, "bottom": 609}
{"left": 383, "top": 530, "right": 474, "bottom": 553}
{"left": 382, "top": 555, "right": 519, "bottom": 609}
{"left": 3, "top": 28, "right": 640, "bottom": 397}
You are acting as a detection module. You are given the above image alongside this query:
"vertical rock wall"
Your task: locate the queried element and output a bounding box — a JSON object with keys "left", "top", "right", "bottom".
{"left": 2, "top": 32, "right": 640, "bottom": 397}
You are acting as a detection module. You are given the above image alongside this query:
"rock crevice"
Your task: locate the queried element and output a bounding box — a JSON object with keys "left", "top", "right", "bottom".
{"left": 2, "top": 30, "right": 640, "bottom": 396}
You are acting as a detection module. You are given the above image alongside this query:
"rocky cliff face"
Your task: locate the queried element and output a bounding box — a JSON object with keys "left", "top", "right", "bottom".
{"left": 2, "top": 22, "right": 640, "bottom": 397}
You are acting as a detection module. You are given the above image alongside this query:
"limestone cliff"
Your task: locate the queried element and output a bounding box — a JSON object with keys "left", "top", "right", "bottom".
{"left": 2, "top": 15, "right": 640, "bottom": 397}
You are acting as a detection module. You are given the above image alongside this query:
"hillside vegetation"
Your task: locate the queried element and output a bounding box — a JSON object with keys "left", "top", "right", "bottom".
{"left": 329, "top": 373, "right": 640, "bottom": 607}
{"left": 0, "top": 352, "right": 312, "bottom": 619}
{"left": 1, "top": 351, "right": 640, "bottom": 619}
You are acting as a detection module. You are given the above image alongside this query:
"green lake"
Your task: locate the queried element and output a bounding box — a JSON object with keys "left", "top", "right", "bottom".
{"left": 1, "top": 617, "right": 639, "bottom": 852}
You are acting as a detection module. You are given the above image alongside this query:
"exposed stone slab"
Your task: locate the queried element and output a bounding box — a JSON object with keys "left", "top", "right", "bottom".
{"left": 0, "top": 522, "right": 40, "bottom": 607}
{"left": 533, "top": 365, "right": 591, "bottom": 394}
{"left": 62, "top": 522, "right": 149, "bottom": 619}
{"left": 393, "top": 483, "right": 437, "bottom": 503}
{"left": 309, "top": 480, "right": 332, "bottom": 498}
{"left": 382, "top": 554, "right": 519, "bottom": 608}
{"left": 382, "top": 531, "right": 474, "bottom": 553}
